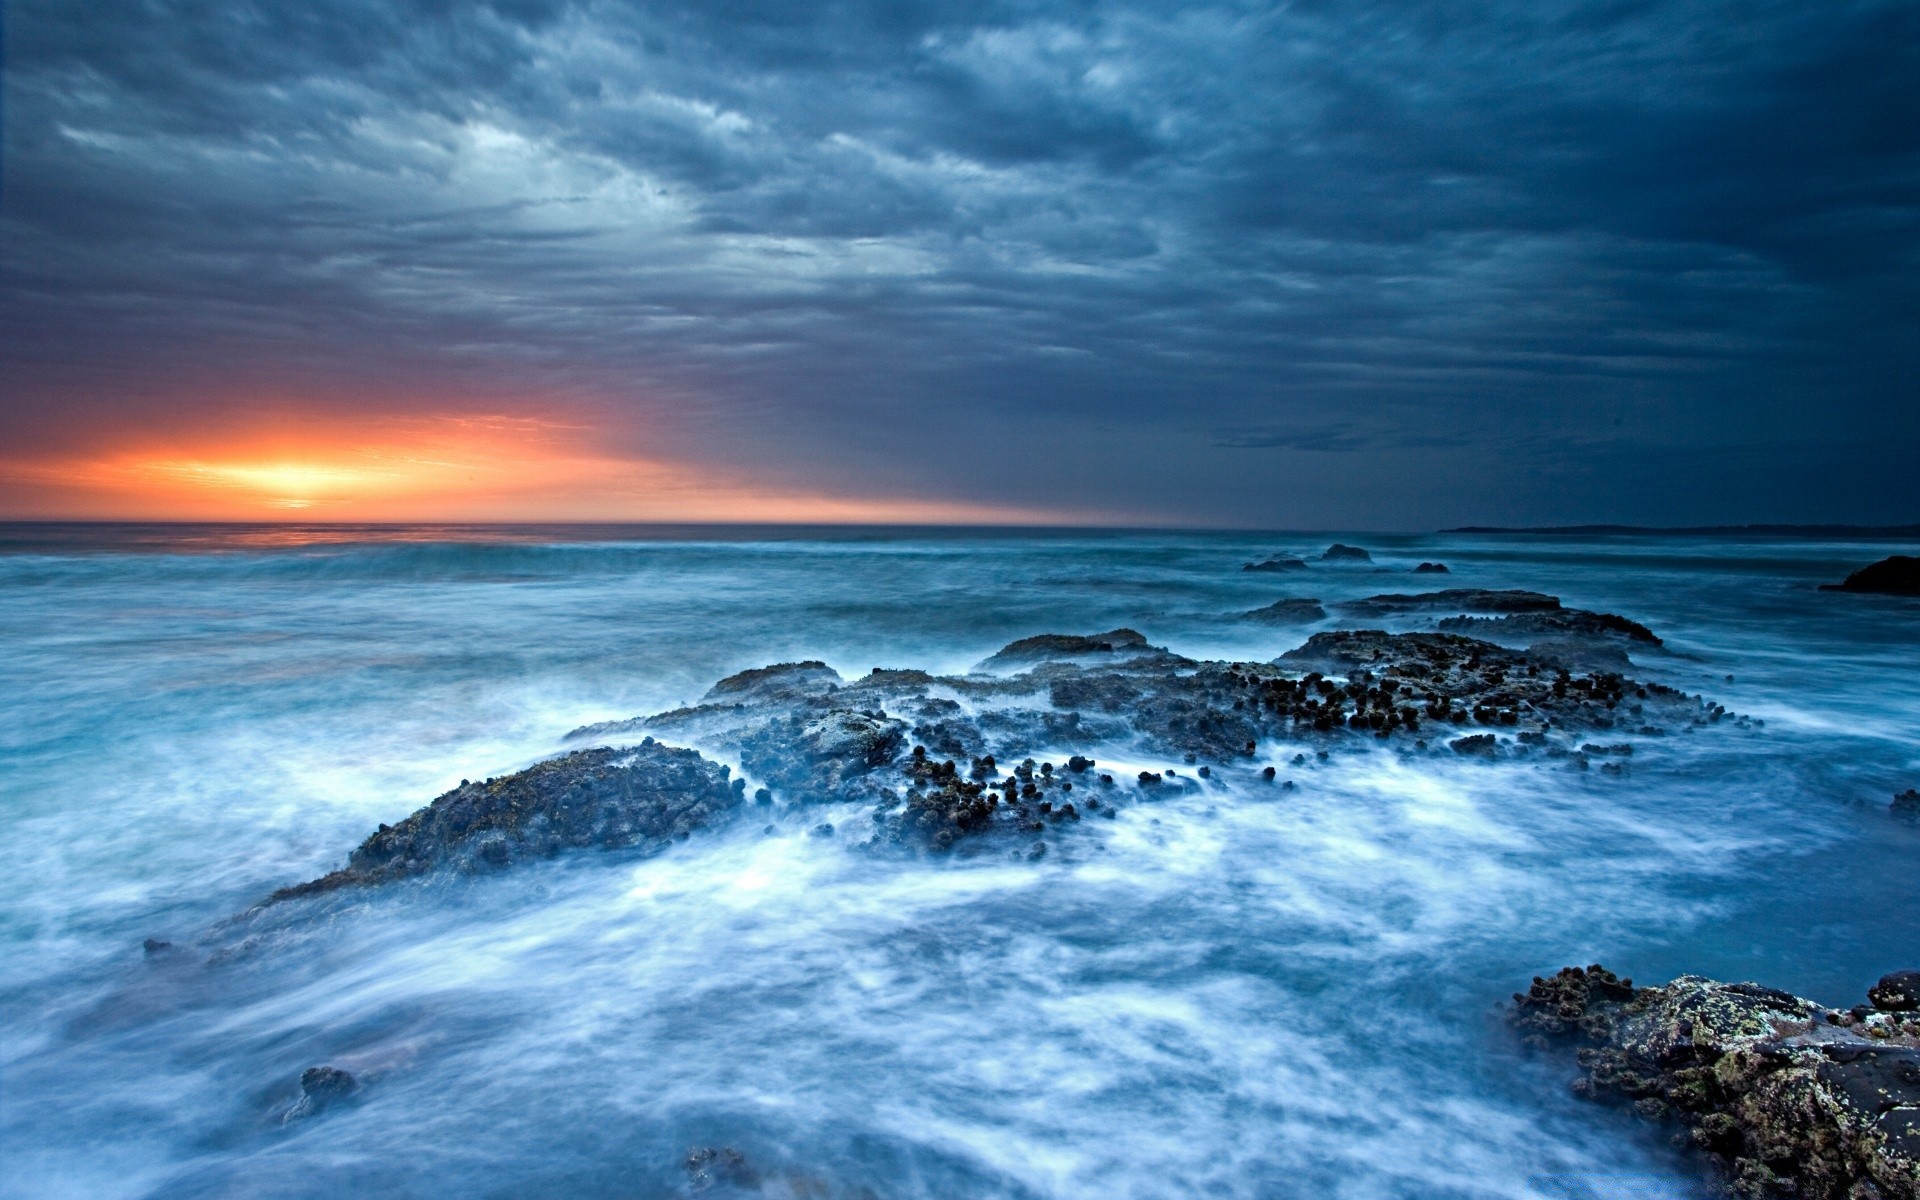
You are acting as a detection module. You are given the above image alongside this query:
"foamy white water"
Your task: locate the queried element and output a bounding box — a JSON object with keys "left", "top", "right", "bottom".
{"left": 2, "top": 526, "right": 1916, "bottom": 1199}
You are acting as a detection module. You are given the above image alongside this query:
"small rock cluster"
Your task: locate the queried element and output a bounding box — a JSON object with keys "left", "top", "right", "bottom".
{"left": 1515, "top": 965, "right": 1920, "bottom": 1199}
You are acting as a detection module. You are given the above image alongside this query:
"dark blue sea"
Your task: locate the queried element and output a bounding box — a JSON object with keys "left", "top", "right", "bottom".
{"left": 2, "top": 524, "right": 1916, "bottom": 1199}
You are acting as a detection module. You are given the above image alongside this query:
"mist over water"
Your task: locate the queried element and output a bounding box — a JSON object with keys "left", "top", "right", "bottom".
{"left": 3, "top": 527, "right": 1917, "bottom": 1200}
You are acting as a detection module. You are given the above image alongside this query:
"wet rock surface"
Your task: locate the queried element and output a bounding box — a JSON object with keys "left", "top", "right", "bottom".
{"left": 283, "top": 1066, "right": 358, "bottom": 1122}
{"left": 1336, "top": 588, "right": 1562, "bottom": 616}
{"left": 272, "top": 606, "right": 1723, "bottom": 895}
{"left": 1242, "top": 598, "right": 1327, "bottom": 623}
{"left": 1821, "top": 556, "right": 1920, "bottom": 596}
{"left": 1243, "top": 556, "right": 1309, "bottom": 572}
{"left": 270, "top": 742, "right": 743, "bottom": 901}
{"left": 1437, "top": 608, "right": 1662, "bottom": 646}
{"left": 1515, "top": 966, "right": 1920, "bottom": 1199}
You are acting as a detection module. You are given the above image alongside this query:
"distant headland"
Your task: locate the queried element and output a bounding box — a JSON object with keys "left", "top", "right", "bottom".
{"left": 1446, "top": 523, "right": 1920, "bottom": 537}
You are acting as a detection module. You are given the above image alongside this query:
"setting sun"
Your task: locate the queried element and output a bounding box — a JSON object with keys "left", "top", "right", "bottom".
{"left": 0, "top": 412, "right": 1083, "bottom": 524}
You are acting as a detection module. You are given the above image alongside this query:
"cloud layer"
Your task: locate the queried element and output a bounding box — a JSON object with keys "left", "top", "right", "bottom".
{"left": 3, "top": 0, "right": 1916, "bottom": 524}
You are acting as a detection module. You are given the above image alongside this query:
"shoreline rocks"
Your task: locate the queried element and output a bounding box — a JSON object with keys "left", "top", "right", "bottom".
{"left": 1242, "top": 598, "right": 1327, "bottom": 623}
{"left": 268, "top": 742, "right": 742, "bottom": 903}
{"left": 1437, "top": 608, "right": 1662, "bottom": 646}
{"left": 1514, "top": 965, "right": 1920, "bottom": 1199}
{"left": 270, "top": 607, "right": 1722, "bottom": 896}
{"left": 1821, "top": 557, "right": 1920, "bottom": 596}
{"left": 1337, "top": 588, "right": 1562, "bottom": 616}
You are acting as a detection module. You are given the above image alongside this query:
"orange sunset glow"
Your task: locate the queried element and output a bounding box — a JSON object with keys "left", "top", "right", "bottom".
{"left": 0, "top": 414, "right": 1086, "bottom": 524}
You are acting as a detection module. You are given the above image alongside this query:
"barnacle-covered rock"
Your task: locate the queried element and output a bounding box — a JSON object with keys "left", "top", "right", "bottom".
{"left": 1515, "top": 966, "right": 1920, "bottom": 1199}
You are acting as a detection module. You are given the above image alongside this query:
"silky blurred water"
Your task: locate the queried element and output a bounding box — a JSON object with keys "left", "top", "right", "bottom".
{"left": 2, "top": 525, "right": 1916, "bottom": 1200}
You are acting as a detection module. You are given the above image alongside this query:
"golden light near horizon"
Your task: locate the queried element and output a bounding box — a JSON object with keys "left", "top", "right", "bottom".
{"left": 145, "top": 459, "right": 418, "bottom": 509}
{"left": 0, "top": 412, "right": 1095, "bottom": 525}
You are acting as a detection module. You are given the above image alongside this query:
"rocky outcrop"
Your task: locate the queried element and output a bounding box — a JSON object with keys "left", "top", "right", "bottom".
{"left": 269, "top": 742, "right": 743, "bottom": 901}
{"left": 1821, "top": 557, "right": 1920, "bottom": 596}
{"left": 1336, "top": 588, "right": 1562, "bottom": 617}
{"left": 1320, "top": 544, "right": 1371, "bottom": 561}
{"left": 1414, "top": 562, "right": 1450, "bottom": 574}
{"left": 1514, "top": 965, "right": 1920, "bottom": 1199}
{"left": 977, "top": 628, "right": 1157, "bottom": 669}
{"left": 1438, "top": 608, "right": 1662, "bottom": 646}
{"left": 1244, "top": 557, "right": 1309, "bottom": 572}
{"left": 270, "top": 611, "right": 1722, "bottom": 894}
{"left": 1243, "top": 598, "right": 1327, "bottom": 623}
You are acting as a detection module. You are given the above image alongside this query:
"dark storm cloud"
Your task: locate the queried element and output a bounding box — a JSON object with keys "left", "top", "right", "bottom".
{"left": 2, "top": 0, "right": 1916, "bottom": 523}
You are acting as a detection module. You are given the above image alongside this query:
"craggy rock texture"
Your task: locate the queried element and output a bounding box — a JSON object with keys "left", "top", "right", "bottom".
{"left": 1243, "top": 598, "right": 1327, "bottom": 623}
{"left": 977, "top": 628, "right": 1156, "bottom": 669}
{"left": 1515, "top": 966, "right": 1920, "bottom": 1200}
{"left": 283, "top": 1066, "right": 357, "bottom": 1122}
{"left": 1821, "top": 556, "right": 1920, "bottom": 596}
{"left": 1336, "top": 588, "right": 1562, "bottom": 616}
{"left": 575, "top": 625, "right": 1711, "bottom": 857}
{"left": 1244, "top": 557, "right": 1309, "bottom": 572}
{"left": 273, "top": 606, "right": 1728, "bottom": 894}
{"left": 271, "top": 743, "right": 743, "bottom": 901}
{"left": 1438, "top": 608, "right": 1663, "bottom": 646}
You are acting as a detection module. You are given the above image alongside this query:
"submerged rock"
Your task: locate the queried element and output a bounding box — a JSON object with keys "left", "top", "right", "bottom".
{"left": 1320, "top": 544, "right": 1372, "bottom": 561}
{"left": 1337, "top": 588, "right": 1562, "bottom": 617}
{"left": 270, "top": 742, "right": 742, "bottom": 902}
{"left": 1514, "top": 965, "right": 1920, "bottom": 1199}
{"left": 1242, "top": 598, "right": 1327, "bottom": 623}
{"left": 1821, "top": 556, "right": 1920, "bottom": 596}
{"left": 1244, "top": 557, "right": 1309, "bottom": 572}
{"left": 283, "top": 1065, "right": 358, "bottom": 1122}
{"left": 1895, "top": 789, "right": 1920, "bottom": 823}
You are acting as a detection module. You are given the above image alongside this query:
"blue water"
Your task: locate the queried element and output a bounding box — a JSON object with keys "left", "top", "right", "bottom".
{"left": 2, "top": 525, "right": 1916, "bottom": 1200}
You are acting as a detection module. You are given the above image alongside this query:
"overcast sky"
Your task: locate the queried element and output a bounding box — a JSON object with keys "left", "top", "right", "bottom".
{"left": 2, "top": 0, "right": 1916, "bottom": 525}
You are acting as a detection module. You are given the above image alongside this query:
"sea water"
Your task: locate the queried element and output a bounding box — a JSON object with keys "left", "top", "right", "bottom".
{"left": 1, "top": 525, "right": 1916, "bottom": 1200}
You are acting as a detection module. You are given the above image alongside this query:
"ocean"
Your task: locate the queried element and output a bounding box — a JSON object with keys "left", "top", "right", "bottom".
{"left": 2, "top": 524, "right": 1916, "bottom": 1199}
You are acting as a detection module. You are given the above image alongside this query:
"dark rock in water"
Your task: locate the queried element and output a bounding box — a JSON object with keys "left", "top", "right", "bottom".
{"left": 1449, "top": 734, "right": 1497, "bottom": 757}
{"left": 978, "top": 628, "right": 1156, "bottom": 669}
{"left": 685, "top": 1146, "right": 757, "bottom": 1190}
{"left": 284, "top": 1066, "right": 357, "bottom": 1121}
{"left": 269, "top": 618, "right": 1719, "bottom": 886}
{"left": 1242, "top": 598, "right": 1327, "bottom": 623}
{"left": 1337, "top": 588, "right": 1561, "bottom": 617}
{"left": 1522, "top": 638, "right": 1635, "bottom": 673}
{"left": 1413, "top": 562, "right": 1449, "bottom": 574}
{"left": 705, "top": 660, "right": 843, "bottom": 702}
{"left": 1514, "top": 965, "right": 1920, "bottom": 1200}
{"left": 1438, "top": 608, "right": 1661, "bottom": 645}
{"left": 1320, "top": 544, "right": 1372, "bottom": 561}
{"left": 1872, "top": 971, "right": 1920, "bottom": 1012}
{"left": 1244, "top": 557, "right": 1309, "bottom": 572}
{"left": 1895, "top": 789, "right": 1920, "bottom": 823}
{"left": 269, "top": 742, "right": 742, "bottom": 902}
{"left": 142, "top": 938, "right": 174, "bottom": 957}
{"left": 1821, "top": 556, "right": 1920, "bottom": 596}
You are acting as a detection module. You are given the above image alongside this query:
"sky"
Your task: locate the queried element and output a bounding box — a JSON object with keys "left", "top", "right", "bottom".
{"left": 1, "top": 0, "right": 1916, "bottom": 527}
